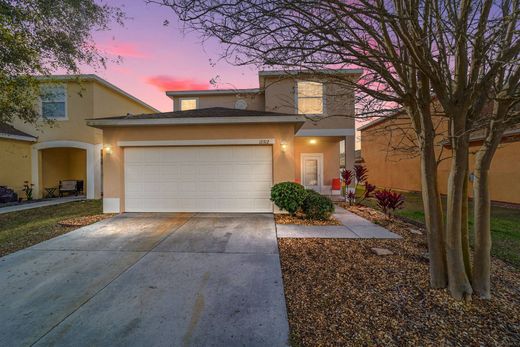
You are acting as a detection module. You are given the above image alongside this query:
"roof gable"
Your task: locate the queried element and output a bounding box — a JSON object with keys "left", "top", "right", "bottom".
{"left": 0, "top": 123, "right": 37, "bottom": 141}
{"left": 37, "top": 74, "right": 159, "bottom": 113}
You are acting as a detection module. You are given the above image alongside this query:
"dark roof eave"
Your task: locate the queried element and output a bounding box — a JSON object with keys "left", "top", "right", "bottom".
{"left": 87, "top": 107, "right": 303, "bottom": 121}
{"left": 86, "top": 115, "right": 306, "bottom": 129}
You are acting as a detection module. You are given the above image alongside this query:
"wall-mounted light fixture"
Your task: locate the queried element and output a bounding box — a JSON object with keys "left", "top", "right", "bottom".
{"left": 280, "top": 141, "right": 288, "bottom": 152}
{"left": 309, "top": 139, "right": 317, "bottom": 144}
{"left": 104, "top": 144, "right": 112, "bottom": 155}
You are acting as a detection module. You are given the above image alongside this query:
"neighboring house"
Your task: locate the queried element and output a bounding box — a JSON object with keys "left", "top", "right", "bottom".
{"left": 0, "top": 124, "right": 38, "bottom": 198}
{"left": 88, "top": 69, "right": 360, "bottom": 213}
{"left": 2, "top": 75, "right": 158, "bottom": 199}
{"left": 359, "top": 112, "right": 520, "bottom": 204}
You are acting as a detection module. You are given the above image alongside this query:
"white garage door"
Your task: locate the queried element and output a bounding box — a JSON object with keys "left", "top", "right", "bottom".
{"left": 124, "top": 146, "right": 273, "bottom": 212}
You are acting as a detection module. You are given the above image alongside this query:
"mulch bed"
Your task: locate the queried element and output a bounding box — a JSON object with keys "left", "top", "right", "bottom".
{"left": 279, "top": 204, "right": 520, "bottom": 346}
{"left": 57, "top": 214, "right": 113, "bottom": 227}
{"left": 275, "top": 213, "right": 341, "bottom": 226}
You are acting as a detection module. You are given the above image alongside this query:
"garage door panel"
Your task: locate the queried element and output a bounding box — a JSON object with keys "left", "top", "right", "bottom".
{"left": 198, "top": 147, "right": 229, "bottom": 162}
{"left": 250, "top": 164, "right": 272, "bottom": 178}
{"left": 124, "top": 146, "right": 273, "bottom": 212}
{"left": 159, "top": 166, "right": 181, "bottom": 179}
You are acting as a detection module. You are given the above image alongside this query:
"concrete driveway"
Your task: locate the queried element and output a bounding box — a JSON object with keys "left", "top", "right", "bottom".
{"left": 0, "top": 213, "right": 289, "bottom": 347}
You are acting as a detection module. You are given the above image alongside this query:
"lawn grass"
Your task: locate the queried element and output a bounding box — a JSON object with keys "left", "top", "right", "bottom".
{"left": 357, "top": 188, "right": 520, "bottom": 268}
{"left": 0, "top": 200, "right": 102, "bottom": 257}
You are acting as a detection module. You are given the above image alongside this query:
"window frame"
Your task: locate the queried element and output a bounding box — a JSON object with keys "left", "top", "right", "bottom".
{"left": 295, "top": 80, "right": 326, "bottom": 115}
{"left": 178, "top": 97, "right": 199, "bottom": 111}
{"left": 40, "top": 84, "right": 68, "bottom": 121}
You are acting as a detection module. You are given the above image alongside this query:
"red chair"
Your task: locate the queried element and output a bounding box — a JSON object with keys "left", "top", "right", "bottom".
{"left": 331, "top": 178, "right": 341, "bottom": 195}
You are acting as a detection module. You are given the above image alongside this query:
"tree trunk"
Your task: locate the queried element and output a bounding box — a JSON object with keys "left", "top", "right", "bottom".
{"left": 461, "top": 160, "right": 472, "bottom": 280}
{"left": 473, "top": 162, "right": 491, "bottom": 298}
{"left": 412, "top": 99, "right": 447, "bottom": 289}
{"left": 420, "top": 142, "right": 448, "bottom": 288}
{"left": 445, "top": 134, "right": 473, "bottom": 300}
{"left": 473, "top": 133, "right": 502, "bottom": 299}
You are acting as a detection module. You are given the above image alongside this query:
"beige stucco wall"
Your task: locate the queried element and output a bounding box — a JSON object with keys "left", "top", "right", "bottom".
{"left": 12, "top": 79, "right": 156, "bottom": 145}
{"left": 41, "top": 148, "right": 86, "bottom": 192}
{"left": 262, "top": 76, "right": 356, "bottom": 132}
{"left": 93, "top": 83, "right": 156, "bottom": 118}
{"left": 263, "top": 77, "right": 296, "bottom": 114}
{"left": 294, "top": 137, "right": 342, "bottom": 188}
{"left": 169, "top": 76, "right": 356, "bottom": 131}
{"left": 173, "top": 94, "right": 265, "bottom": 112}
{"left": 470, "top": 140, "right": 520, "bottom": 204}
{"left": 361, "top": 116, "right": 424, "bottom": 191}
{"left": 361, "top": 116, "right": 520, "bottom": 204}
{"left": 0, "top": 138, "right": 32, "bottom": 196}
{"left": 101, "top": 123, "right": 298, "bottom": 212}
{"left": 12, "top": 81, "right": 100, "bottom": 144}
{"left": 437, "top": 140, "right": 520, "bottom": 204}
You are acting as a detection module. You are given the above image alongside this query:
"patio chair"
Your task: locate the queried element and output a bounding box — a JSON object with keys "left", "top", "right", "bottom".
{"left": 331, "top": 178, "right": 341, "bottom": 196}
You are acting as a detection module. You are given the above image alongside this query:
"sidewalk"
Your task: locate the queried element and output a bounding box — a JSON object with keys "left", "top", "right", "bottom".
{"left": 0, "top": 196, "right": 85, "bottom": 214}
{"left": 276, "top": 206, "right": 401, "bottom": 239}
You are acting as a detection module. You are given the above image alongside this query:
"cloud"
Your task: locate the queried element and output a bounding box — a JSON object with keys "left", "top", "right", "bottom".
{"left": 97, "top": 41, "right": 149, "bottom": 58}
{"left": 146, "top": 75, "right": 210, "bottom": 91}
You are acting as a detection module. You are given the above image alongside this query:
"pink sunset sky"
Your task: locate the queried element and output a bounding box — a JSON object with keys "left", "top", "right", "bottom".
{"left": 79, "top": 1, "right": 260, "bottom": 112}
{"left": 78, "top": 1, "right": 362, "bottom": 148}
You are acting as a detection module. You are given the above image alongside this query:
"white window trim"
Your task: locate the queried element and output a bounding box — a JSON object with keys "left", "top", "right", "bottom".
{"left": 178, "top": 97, "right": 199, "bottom": 111}
{"left": 295, "top": 80, "right": 326, "bottom": 116}
{"left": 39, "top": 83, "right": 68, "bottom": 121}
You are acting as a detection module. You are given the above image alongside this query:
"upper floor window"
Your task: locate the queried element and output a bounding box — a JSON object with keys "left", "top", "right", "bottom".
{"left": 297, "top": 81, "right": 324, "bottom": 114}
{"left": 179, "top": 98, "right": 198, "bottom": 111}
{"left": 40, "top": 85, "right": 67, "bottom": 119}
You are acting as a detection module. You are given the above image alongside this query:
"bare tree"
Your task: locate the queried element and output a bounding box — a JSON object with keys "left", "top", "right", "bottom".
{"left": 154, "top": 0, "right": 520, "bottom": 299}
{"left": 472, "top": 5, "right": 520, "bottom": 296}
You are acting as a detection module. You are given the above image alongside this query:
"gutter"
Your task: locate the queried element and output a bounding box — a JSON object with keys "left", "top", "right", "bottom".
{"left": 0, "top": 133, "right": 38, "bottom": 142}
{"left": 258, "top": 69, "right": 364, "bottom": 76}
{"left": 166, "top": 88, "right": 262, "bottom": 97}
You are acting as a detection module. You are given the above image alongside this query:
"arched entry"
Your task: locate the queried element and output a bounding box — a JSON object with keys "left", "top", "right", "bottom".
{"left": 31, "top": 141, "right": 102, "bottom": 199}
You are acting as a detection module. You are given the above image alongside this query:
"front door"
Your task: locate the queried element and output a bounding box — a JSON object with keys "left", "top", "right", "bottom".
{"left": 301, "top": 154, "right": 323, "bottom": 192}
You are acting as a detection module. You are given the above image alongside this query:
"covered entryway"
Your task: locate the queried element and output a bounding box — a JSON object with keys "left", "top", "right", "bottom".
{"left": 124, "top": 145, "right": 273, "bottom": 212}
{"left": 32, "top": 140, "right": 102, "bottom": 199}
{"left": 40, "top": 147, "right": 86, "bottom": 197}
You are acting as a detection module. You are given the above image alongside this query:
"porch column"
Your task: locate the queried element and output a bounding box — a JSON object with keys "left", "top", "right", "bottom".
{"left": 94, "top": 144, "right": 103, "bottom": 199}
{"left": 86, "top": 145, "right": 95, "bottom": 199}
{"left": 344, "top": 135, "right": 355, "bottom": 193}
{"left": 31, "top": 147, "right": 42, "bottom": 199}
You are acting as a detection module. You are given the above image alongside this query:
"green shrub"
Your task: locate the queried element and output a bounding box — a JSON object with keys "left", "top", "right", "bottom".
{"left": 302, "top": 189, "right": 335, "bottom": 220}
{"left": 270, "top": 182, "right": 307, "bottom": 215}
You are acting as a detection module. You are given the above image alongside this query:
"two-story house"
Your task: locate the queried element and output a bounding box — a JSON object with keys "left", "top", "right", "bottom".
{"left": 88, "top": 69, "right": 360, "bottom": 213}
{"left": 1, "top": 75, "right": 158, "bottom": 199}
